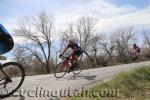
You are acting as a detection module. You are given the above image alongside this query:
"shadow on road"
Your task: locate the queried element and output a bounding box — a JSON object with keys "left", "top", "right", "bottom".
{"left": 75, "top": 75, "right": 97, "bottom": 80}
{"left": 18, "top": 95, "right": 25, "bottom": 100}
{"left": 63, "top": 73, "right": 97, "bottom": 81}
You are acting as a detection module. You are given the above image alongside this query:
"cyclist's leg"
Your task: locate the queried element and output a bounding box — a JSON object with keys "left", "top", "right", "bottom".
{"left": 0, "top": 24, "right": 14, "bottom": 55}
{"left": 69, "top": 50, "right": 82, "bottom": 68}
{"left": 73, "top": 49, "right": 83, "bottom": 63}
{"left": 0, "top": 43, "right": 6, "bottom": 55}
{"left": 0, "top": 43, "right": 13, "bottom": 55}
{"left": 68, "top": 51, "right": 79, "bottom": 72}
{"left": 0, "top": 36, "right": 14, "bottom": 55}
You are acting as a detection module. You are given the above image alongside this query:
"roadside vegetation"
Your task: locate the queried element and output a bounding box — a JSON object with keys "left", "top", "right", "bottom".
{"left": 66, "top": 66, "right": 150, "bottom": 100}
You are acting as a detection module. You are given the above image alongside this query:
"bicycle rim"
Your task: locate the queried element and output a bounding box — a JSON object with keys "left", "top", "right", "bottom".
{"left": 0, "top": 62, "right": 25, "bottom": 98}
{"left": 73, "top": 61, "right": 82, "bottom": 75}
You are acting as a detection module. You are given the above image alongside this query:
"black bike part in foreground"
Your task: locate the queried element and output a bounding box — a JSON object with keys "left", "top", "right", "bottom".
{"left": 0, "top": 62, "right": 25, "bottom": 98}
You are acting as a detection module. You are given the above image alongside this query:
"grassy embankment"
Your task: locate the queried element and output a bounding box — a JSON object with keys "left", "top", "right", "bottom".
{"left": 66, "top": 66, "right": 150, "bottom": 100}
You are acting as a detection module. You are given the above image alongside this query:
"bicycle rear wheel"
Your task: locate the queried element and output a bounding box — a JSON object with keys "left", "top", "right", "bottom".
{"left": 0, "top": 62, "right": 25, "bottom": 98}
{"left": 54, "top": 62, "right": 69, "bottom": 78}
{"left": 73, "top": 60, "right": 83, "bottom": 75}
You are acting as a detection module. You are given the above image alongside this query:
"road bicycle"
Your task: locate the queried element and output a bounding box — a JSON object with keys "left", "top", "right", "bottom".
{"left": 54, "top": 50, "right": 83, "bottom": 78}
{"left": 0, "top": 56, "right": 25, "bottom": 98}
{"left": 126, "top": 51, "right": 139, "bottom": 63}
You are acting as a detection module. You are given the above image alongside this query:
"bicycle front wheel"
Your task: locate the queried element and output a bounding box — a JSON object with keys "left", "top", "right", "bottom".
{"left": 54, "top": 62, "right": 69, "bottom": 78}
{"left": 0, "top": 62, "right": 25, "bottom": 98}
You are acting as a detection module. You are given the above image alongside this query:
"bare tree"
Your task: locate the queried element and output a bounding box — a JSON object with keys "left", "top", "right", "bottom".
{"left": 51, "top": 42, "right": 60, "bottom": 65}
{"left": 89, "top": 34, "right": 104, "bottom": 66}
{"left": 60, "top": 16, "right": 97, "bottom": 67}
{"left": 60, "top": 17, "right": 96, "bottom": 49}
{"left": 113, "top": 28, "right": 135, "bottom": 62}
{"left": 75, "top": 17, "right": 97, "bottom": 50}
{"left": 101, "top": 35, "right": 116, "bottom": 62}
{"left": 143, "top": 31, "right": 150, "bottom": 47}
{"left": 15, "top": 12, "right": 54, "bottom": 73}
{"left": 14, "top": 44, "right": 32, "bottom": 67}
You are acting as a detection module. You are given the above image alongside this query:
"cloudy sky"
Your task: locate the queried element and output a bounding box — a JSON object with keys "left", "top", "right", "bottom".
{"left": 1, "top": 0, "right": 150, "bottom": 35}
{"left": 1, "top": 0, "right": 150, "bottom": 59}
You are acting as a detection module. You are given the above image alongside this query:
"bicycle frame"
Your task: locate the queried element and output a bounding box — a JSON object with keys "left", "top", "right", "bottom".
{"left": 61, "top": 48, "right": 77, "bottom": 62}
{"left": 61, "top": 56, "right": 76, "bottom": 66}
{"left": 54, "top": 49, "right": 84, "bottom": 78}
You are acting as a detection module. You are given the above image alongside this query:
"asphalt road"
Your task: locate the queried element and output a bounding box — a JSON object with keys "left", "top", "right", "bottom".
{"left": 3, "top": 61, "right": 150, "bottom": 100}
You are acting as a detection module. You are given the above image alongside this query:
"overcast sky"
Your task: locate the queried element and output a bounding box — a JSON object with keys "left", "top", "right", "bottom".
{"left": 1, "top": 0, "right": 150, "bottom": 59}
{"left": 1, "top": 0, "right": 150, "bottom": 37}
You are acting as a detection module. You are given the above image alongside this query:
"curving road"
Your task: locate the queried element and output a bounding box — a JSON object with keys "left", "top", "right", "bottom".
{"left": 3, "top": 61, "right": 150, "bottom": 100}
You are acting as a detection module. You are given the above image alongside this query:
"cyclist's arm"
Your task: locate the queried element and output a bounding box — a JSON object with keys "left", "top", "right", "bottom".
{"left": 135, "top": 48, "right": 139, "bottom": 52}
{"left": 62, "top": 47, "right": 68, "bottom": 54}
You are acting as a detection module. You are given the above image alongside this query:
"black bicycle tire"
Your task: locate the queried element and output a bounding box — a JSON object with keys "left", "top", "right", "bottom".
{"left": 54, "top": 62, "right": 68, "bottom": 78}
{"left": 73, "top": 62, "right": 82, "bottom": 75}
{"left": 0, "top": 62, "right": 25, "bottom": 98}
{"left": 72, "top": 54, "right": 84, "bottom": 75}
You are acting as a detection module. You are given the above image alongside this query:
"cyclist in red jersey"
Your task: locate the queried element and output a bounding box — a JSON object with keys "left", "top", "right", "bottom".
{"left": 59, "top": 39, "right": 83, "bottom": 72}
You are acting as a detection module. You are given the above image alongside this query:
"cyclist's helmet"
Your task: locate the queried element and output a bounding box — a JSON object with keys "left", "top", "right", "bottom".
{"left": 133, "top": 43, "right": 137, "bottom": 47}
{"left": 69, "top": 39, "right": 76, "bottom": 44}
